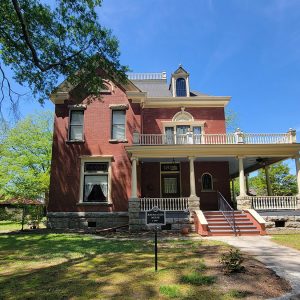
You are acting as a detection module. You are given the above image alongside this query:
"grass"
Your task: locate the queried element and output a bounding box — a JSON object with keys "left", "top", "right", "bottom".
{"left": 0, "top": 232, "right": 290, "bottom": 299}
{"left": 0, "top": 220, "right": 45, "bottom": 232}
{"left": 159, "top": 285, "right": 182, "bottom": 298}
{"left": 0, "top": 233, "right": 231, "bottom": 300}
{"left": 181, "top": 272, "right": 216, "bottom": 285}
{"left": 271, "top": 233, "right": 300, "bottom": 251}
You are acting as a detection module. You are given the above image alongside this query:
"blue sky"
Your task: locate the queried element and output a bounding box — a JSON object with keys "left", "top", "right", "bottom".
{"left": 5, "top": 0, "right": 300, "bottom": 136}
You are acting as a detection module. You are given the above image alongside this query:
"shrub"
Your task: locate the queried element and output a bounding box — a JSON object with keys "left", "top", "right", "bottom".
{"left": 220, "top": 248, "right": 245, "bottom": 274}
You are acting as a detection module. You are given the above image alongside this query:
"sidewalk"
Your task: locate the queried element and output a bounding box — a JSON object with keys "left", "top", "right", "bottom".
{"left": 207, "top": 235, "right": 300, "bottom": 300}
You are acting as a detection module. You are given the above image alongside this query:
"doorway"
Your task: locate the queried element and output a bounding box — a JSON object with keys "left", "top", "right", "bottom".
{"left": 161, "top": 173, "right": 180, "bottom": 197}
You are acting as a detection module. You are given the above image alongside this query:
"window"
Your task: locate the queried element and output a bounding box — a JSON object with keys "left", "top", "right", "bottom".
{"left": 69, "top": 110, "right": 84, "bottom": 141}
{"left": 83, "top": 162, "right": 108, "bottom": 202}
{"left": 202, "top": 173, "right": 213, "bottom": 191}
{"left": 112, "top": 110, "right": 126, "bottom": 140}
{"left": 176, "top": 78, "right": 187, "bottom": 97}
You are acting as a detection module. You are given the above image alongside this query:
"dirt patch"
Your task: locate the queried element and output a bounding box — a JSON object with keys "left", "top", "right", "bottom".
{"left": 196, "top": 245, "right": 291, "bottom": 299}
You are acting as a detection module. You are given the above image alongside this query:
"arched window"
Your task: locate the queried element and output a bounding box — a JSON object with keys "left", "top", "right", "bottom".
{"left": 201, "top": 173, "right": 213, "bottom": 191}
{"left": 176, "top": 78, "right": 187, "bottom": 97}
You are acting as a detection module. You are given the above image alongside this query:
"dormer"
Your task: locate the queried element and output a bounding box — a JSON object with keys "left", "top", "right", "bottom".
{"left": 170, "top": 65, "right": 190, "bottom": 97}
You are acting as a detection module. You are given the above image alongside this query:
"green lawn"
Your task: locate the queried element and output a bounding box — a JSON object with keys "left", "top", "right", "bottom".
{"left": 0, "top": 220, "right": 24, "bottom": 231}
{"left": 0, "top": 233, "right": 289, "bottom": 300}
{"left": 271, "top": 233, "right": 300, "bottom": 251}
{"left": 0, "top": 220, "right": 45, "bottom": 232}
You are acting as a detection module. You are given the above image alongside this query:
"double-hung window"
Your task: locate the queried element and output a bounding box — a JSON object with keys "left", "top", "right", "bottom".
{"left": 83, "top": 162, "right": 109, "bottom": 202}
{"left": 69, "top": 110, "right": 84, "bottom": 141}
{"left": 111, "top": 110, "right": 126, "bottom": 140}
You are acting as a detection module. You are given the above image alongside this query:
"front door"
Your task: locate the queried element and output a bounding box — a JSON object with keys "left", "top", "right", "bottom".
{"left": 161, "top": 173, "right": 180, "bottom": 198}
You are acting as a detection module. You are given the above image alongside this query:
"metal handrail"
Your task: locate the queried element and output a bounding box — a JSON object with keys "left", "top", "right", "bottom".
{"left": 217, "top": 191, "right": 237, "bottom": 236}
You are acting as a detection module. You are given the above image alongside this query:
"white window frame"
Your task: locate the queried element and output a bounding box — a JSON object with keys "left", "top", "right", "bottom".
{"left": 79, "top": 156, "right": 113, "bottom": 204}
{"left": 68, "top": 107, "right": 85, "bottom": 142}
{"left": 109, "top": 105, "right": 128, "bottom": 142}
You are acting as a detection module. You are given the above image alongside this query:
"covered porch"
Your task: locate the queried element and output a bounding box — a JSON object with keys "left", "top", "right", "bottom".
{"left": 125, "top": 141, "right": 300, "bottom": 231}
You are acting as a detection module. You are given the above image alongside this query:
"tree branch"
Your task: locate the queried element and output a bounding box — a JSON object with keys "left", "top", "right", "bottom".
{"left": 11, "top": 0, "right": 94, "bottom": 72}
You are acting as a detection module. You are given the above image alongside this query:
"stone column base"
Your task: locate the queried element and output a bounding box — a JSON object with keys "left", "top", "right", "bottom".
{"left": 297, "top": 195, "right": 300, "bottom": 210}
{"left": 236, "top": 196, "right": 252, "bottom": 210}
{"left": 128, "top": 197, "right": 144, "bottom": 232}
{"left": 188, "top": 195, "right": 200, "bottom": 212}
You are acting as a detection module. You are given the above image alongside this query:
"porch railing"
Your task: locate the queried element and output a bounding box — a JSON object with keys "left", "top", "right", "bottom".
{"left": 251, "top": 196, "right": 298, "bottom": 210}
{"left": 218, "top": 192, "right": 237, "bottom": 236}
{"left": 133, "top": 132, "right": 293, "bottom": 145}
{"left": 140, "top": 197, "right": 189, "bottom": 212}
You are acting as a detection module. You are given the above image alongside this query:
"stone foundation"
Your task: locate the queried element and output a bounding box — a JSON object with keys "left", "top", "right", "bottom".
{"left": 236, "top": 196, "right": 252, "bottom": 210}
{"left": 47, "top": 212, "right": 129, "bottom": 231}
{"left": 262, "top": 215, "right": 300, "bottom": 228}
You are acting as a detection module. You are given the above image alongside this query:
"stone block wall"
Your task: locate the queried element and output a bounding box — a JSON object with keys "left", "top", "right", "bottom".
{"left": 47, "top": 212, "right": 129, "bottom": 231}
{"left": 263, "top": 215, "right": 300, "bottom": 228}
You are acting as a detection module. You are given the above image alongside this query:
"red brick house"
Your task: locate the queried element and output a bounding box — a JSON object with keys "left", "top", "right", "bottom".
{"left": 48, "top": 66, "right": 300, "bottom": 234}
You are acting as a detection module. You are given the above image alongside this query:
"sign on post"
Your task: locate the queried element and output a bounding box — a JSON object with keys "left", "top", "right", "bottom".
{"left": 145, "top": 206, "right": 166, "bottom": 272}
{"left": 146, "top": 206, "right": 166, "bottom": 226}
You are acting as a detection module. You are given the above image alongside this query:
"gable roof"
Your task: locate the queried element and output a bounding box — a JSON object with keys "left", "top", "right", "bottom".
{"left": 173, "top": 65, "right": 189, "bottom": 75}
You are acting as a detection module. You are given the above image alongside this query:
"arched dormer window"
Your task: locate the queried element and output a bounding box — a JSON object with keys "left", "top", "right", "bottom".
{"left": 176, "top": 78, "right": 187, "bottom": 97}
{"left": 201, "top": 173, "right": 213, "bottom": 191}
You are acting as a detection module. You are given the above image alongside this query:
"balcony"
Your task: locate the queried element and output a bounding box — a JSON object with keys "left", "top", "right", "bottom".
{"left": 133, "top": 129, "right": 296, "bottom": 146}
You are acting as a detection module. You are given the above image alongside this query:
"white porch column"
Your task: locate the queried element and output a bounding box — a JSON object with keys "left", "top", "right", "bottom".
{"left": 265, "top": 166, "right": 272, "bottom": 196}
{"left": 189, "top": 156, "right": 196, "bottom": 197}
{"left": 231, "top": 179, "right": 236, "bottom": 202}
{"left": 238, "top": 157, "right": 247, "bottom": 197}
{"left": 131, "top": 157, "right": 138, "bottom": 198}
{"left": 295, "top": 156, "right": 300, "bottom": 197}
{"left": 245, "top": 174, "right": 249, "bottom": 195}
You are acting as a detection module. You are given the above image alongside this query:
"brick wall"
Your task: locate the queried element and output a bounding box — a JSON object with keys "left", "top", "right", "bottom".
{"left": 48, "top": 84, "right": 140, "bottom": 213}
{"left": 142, "top": 107, "right": 226, "bottom": 134}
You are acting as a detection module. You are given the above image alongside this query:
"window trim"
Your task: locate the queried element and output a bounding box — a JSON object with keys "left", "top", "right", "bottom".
{"left": 68, "top": 108, "right": 85, "bottom": 142}
{"left": 201, "top": 172, "right": 214, "bottom": 191}
{"left": 79, "top": 156, "right": 113, "bottom": 204}
{"left": 176, "top": 77, "right": 187, "bottom": 97}
{"left": 110, "top": 108, "right": 127, "bottom": 141}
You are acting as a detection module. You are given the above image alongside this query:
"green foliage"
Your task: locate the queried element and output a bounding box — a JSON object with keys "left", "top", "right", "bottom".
{"left": 159, "top": 285, "right": 182, "bottom": 298}
{"left": 0, "top": 111, "right": 52, "bottom": 201}
{"left": 0, "top": 0, "right": 128, "bottom": 105}
{"left": 249, "top": 162, "right": 297, "bottom": 196}
{"left": 225, "top": 108, "right": 239, "bottom": 132}
{"left": 220, "top": 248, "right": 244, "bottom": 274}
{"left": 181, "top": 272, "right": 216, "bottom": 285}
{"left": 226, "top": 289, "right": 250, "bottom": 298}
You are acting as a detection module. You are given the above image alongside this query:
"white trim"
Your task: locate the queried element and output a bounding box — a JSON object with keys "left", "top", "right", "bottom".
{"left": 68, "top": 109, "right": 85, "bottom": 142}
{"left": 79, "top": 156, "right": 114, "bottom": 204}
{"left": 172, "top": 110, "right": 194, "bottom": 122}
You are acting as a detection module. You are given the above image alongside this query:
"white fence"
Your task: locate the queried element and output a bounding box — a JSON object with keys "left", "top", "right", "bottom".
{"left": 251, "top": 196, "right": 297, "bottom": 210}
{"left": 140, "top": 197, "right": 189, "bottom": 212}
{"left": 134, "top": 133, "right": 291, "bottom": 145}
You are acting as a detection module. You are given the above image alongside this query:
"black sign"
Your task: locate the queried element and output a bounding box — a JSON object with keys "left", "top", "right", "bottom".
{"left": 161, "top": 163, "right": 180, "bottom": 172}
{"left": 146, "top": 207, "right": 166, "bottom": 225}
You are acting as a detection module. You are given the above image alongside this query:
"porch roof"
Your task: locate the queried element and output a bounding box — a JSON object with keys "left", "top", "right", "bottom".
{"left": 125, "top": 143, "right": 300, "bottom": 178}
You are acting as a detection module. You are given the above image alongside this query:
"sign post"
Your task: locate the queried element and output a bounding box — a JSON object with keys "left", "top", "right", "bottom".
{"left": 146, "top": 206, "right": 166, "bottom": 272}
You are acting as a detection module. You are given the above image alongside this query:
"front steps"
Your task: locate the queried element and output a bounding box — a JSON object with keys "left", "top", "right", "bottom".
{"left": 203, "top": 211, "right": 262, "bottom": 236}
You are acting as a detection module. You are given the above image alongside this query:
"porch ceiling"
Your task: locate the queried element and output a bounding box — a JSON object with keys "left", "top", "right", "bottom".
{"left": 125, "top": 144, "right": 300, "bottom": 178}
{"left": 139, "top": 156, "right": 286, "bottom": 178}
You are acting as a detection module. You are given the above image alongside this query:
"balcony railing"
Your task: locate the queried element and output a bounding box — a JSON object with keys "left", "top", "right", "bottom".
{"left": 133, "top": 131, "right": 295, "bottom": 145}
{"left": 251, "top": 196, "right": 298, "bottom": 210}
{"left": 140, "top": 197, "right": 189, "bottom": 212}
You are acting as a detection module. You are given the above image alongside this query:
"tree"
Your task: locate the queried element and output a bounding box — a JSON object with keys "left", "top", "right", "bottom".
{"left": 0, "top": 111, "right": 52, "bottom": 204}
{"left": 225, "top": 107, "right": 238, "bottom": 132}
{"left": 0, "top": 0, "right": 127, "bottom": 116}
{"left": 249, "top": 162, "right": 297, "bottom": 196}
